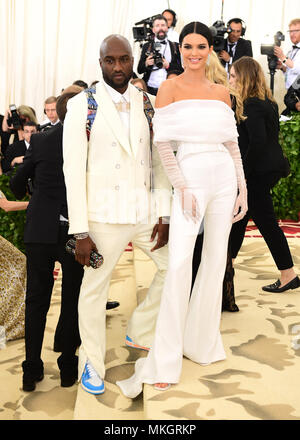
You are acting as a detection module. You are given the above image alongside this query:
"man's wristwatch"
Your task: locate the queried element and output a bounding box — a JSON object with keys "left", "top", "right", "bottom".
{"left": 282, "top": 58, "right": 287, "bottom": 64}
{"left": 74, "top": 232, "right": 89, "bottom": 240}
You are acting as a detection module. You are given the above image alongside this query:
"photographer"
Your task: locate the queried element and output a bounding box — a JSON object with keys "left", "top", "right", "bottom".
{"left": 2, "top": 105, "right": 38, "bottom": 142}
{"left": 1, "top": 121, "right": 38, "bottom": 174}
{"left": 137, "top": 15, "right": 183, "bottom": 95}
{"left": 219, "top": 18, "right": 253, "bottom": 72}
{"left": 275, "top": 18, "right": 300, "bottom": 89}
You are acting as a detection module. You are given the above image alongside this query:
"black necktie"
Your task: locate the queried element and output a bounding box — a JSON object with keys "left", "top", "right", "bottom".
{"left": 292, "top": 45, "right": 299, "bottom": 49}
{"left": 228, "top": 44, "right": 234, "bottom": 58}
{"left": 160, "top": 40, "right": 167, "bottom": 45}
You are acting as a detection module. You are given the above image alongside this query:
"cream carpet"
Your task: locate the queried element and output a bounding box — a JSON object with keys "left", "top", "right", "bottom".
{"left": 0, "top": 233, "right": 299, "bottom": 420}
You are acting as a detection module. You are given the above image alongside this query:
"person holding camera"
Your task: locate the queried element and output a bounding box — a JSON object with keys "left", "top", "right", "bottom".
{"left": 2, "top": 105, "right": 38, "bottom": 143}
{"left": 219, "top": 18, "right": 253, "bottom": 72}
{"left": 137, "top": 15, "right": 183, "bottom": 95}
{"left": 1, "top": 121, "right": 38, "bottom": 173}
{"left": 275, "top": 18, "right": 300, "bottom": 89}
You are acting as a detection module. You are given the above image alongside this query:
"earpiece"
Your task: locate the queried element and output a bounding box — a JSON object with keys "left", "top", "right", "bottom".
{"left": 227, "top": 18, "right": 246, "bottom": 36}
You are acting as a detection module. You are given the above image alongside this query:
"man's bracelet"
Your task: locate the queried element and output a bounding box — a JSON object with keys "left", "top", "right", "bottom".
{"left": 74, "top": 232, "right": 89, "bottom": 240}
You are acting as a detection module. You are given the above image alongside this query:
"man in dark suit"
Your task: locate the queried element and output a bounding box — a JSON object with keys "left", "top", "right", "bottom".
{"left": 10, "top": 86, "right": 84, "bottom": 392}
{"left": 137, "top": 14, "right": 183, "bottom": 95}
{"left": 219, "top": 18, "right": 253, "bottom": 72}
{"left": 282, "top": 74, "right": 300, "bottom": 115}
{"left": 0, "top": 114, "right": 12, "bottom": 158}
{"left": 1, "top": 121, "right": 37, "bottom": 173}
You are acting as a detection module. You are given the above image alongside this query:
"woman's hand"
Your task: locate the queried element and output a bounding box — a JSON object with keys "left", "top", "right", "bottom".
{"left": 180, "top": 187, "right": 200, "bottom": 223}
{"left": 232, "top": 187, "right": 248, "bottom": 223}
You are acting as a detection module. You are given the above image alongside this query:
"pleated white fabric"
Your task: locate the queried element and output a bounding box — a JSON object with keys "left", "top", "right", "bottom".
{"left": 117, "top": 100, "right": 239, "bottom": 398}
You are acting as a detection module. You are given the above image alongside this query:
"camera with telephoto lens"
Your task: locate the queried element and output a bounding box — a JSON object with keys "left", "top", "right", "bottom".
{"left": 260, "top": 31, "right": 285, "bottom": 93}
{"left": 7, "top": 104, "right": 24, "bottom": 130}
{"left": 209, "top": 20, "right": 232, "bottom": 53}
{"left": 132, "top": 14, "right": 160, "bottom": 44}
{"left": 146, "top": 42, "right": 164, "bottom": 69}
{"left": 260, "top": 31, "right": 285, "bottom": 63}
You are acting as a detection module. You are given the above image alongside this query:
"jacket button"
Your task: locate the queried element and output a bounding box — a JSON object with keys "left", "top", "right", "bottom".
{"left": 141, "top": 160, "right": 144, "bottom": 165}
{"left": 112, "top": 142, "right": 117, "bottom": 147}
{"left": 139, "top": 138, "right": 143, "bottom": 143}
{"left": 115, "top": 164, "right": 120, "bottom": 169}
{"left": 115, "top": 185, "right": 120, "bottom": 190}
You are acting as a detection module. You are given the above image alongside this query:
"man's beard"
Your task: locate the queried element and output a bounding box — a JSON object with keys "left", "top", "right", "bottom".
{"left": 103, "top": 70, "right": 133, "bottom": 91}
{"left": 156, "top": 31, "right": 167, "bottom": 40}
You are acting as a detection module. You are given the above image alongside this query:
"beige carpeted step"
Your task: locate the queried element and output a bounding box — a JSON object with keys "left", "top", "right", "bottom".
{"left": 1, "top": 237, "right": 299, "bottom": 420}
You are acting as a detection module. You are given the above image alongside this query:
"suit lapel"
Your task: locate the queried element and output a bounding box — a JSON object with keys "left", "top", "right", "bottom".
{"left": 96, "top": 82, "right": 132, "bottom": 156}
{"left": 233, "top": 40, "right": 242, "bottom": 62}
{"left": 129, "top": 84, "right": 144, "bottom": 158}
{"left": 20, "top": 140, "right": 26, "bottom": 155}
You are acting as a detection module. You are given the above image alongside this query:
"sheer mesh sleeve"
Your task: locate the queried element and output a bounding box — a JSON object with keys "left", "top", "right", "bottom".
{"left": 155, "top": 141, "right": 186, "bottom": 190}
{"left": 223, "top": 140, "right": 248, "bottom": 221}
{"left": 223, "top": 140, "right": 247, "bottom": 192}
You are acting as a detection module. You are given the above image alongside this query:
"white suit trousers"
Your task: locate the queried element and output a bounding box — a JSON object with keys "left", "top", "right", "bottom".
{"left": 78, "top": 220, "right": 168, "bottom": 380}
{"left": 117, "top": 148, "right": 237, "bottom": 397}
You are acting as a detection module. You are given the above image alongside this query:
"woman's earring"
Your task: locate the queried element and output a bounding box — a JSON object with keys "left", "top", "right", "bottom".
{"left": 181, "top": 54, "right": 185, "bottom": 68}
{"left": 206, "top": 54, "right": 210, "bottom": 66}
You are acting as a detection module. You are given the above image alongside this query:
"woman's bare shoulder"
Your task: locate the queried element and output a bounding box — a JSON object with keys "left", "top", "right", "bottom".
{"left": 155, "top": 79, "right": 177, "bottom": 108}
{"left": 210, "top": 83, "right": 231, "bottom": 106}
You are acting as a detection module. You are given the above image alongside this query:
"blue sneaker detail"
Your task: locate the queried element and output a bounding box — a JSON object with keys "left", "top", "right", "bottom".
{"left": 125, "top": 335, "right": 149, "bottom": 351}
{"left": 81, "top": 360, "right": 105, "bottom": 395}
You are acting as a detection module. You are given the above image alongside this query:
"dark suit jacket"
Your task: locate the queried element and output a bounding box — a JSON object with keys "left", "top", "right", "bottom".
{"left": 10, "top": 123, "right": 69, "bottom": 244}
{"left": 237, "top": 97, "right": 286, "bottom": 179}
{"left": 221, "top": 37, "right": 253, "bottom": 67}
{"left": 137, "top": 40, "right": 183, "bottom": 84}
{"left": 1, "top": 139, "right": 27, "bottom": 173}
{"left": 0, "top": 114, "right": 12, "bottom": 157}
{"left": 283, "top": 74, "right": 300, "bottom": 115}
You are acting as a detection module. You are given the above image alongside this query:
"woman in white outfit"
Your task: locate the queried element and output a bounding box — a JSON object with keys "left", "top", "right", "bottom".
{"left": 117, "top": 22, "right": 247, "bottom": 397}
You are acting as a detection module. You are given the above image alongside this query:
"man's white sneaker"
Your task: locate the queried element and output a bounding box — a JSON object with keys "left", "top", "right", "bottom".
{"left": 81, "top": 360, "right": 105, "bottom": 395}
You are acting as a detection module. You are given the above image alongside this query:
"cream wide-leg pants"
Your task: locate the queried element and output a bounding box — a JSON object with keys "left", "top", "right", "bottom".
{"left": 78, "top": 219, "right": 168, "bottom": 380}
{"left": 117, "top": 146, "right": 237, "bottom": 397}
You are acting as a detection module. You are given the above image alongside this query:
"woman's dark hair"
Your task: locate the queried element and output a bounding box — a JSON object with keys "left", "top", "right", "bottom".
{"left": 179, "top": 22, "right": 213, "bottom": 47}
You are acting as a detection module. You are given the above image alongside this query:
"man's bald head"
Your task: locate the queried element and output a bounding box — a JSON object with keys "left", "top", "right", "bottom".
{"left": 100, "top": 34, "right": 132, "bottom": 59}
{"left": 99, "top": 34, "right": 134, "bottom": 94}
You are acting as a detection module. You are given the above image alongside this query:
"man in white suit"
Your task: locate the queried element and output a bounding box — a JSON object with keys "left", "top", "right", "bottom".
{"left": 63, "top": 35, "right": 171, "bottom": 394}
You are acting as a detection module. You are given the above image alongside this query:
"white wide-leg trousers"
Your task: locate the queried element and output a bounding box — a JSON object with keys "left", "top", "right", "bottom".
{"left": 117, "top": 147, "right": 237, "bottom": 397}
{"left": 78, "top": 220, "right": 168, "bottom": 380}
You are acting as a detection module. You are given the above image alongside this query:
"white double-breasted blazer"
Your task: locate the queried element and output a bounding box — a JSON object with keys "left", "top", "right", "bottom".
{"left": 63, "top": 81, "right": 171, "bottom": 234}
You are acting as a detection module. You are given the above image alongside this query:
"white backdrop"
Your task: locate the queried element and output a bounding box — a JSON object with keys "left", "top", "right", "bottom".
{"left": 0, "top": 0, "right": 300, "bottom": 121}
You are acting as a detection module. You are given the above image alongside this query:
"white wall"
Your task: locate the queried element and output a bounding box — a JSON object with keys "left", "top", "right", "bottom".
{"left": 0, "top": 0, "right": 299, "bottom": 121}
